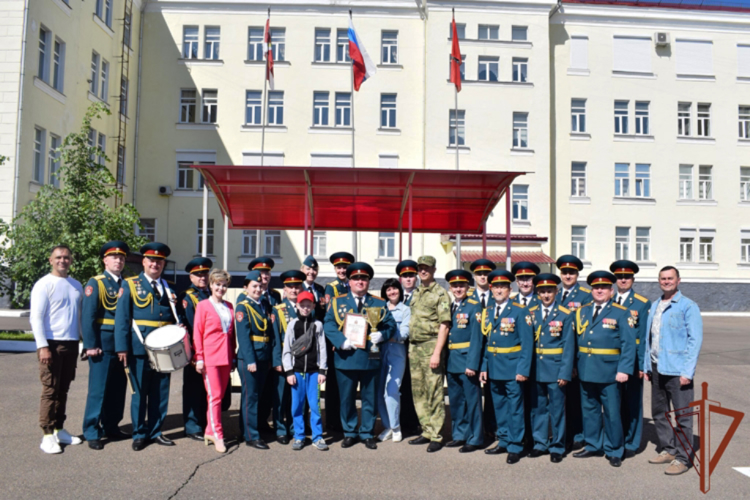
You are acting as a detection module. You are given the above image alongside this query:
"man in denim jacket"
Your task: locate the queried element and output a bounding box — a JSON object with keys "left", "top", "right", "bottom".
{"left": 643, "top": 266, "right": 702, "bottom": 476}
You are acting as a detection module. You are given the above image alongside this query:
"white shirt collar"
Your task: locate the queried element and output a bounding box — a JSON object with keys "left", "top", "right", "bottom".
{"left": 617, "top": 290, "right": 631, "bottom": 303}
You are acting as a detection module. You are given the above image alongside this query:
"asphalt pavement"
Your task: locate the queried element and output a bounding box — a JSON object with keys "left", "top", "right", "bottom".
{"left": 1, "top": 317, "right": 748, "bottom": 499}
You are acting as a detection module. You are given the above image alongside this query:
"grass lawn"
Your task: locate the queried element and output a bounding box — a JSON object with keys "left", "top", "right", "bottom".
{"left": 0, "top": 331, "right": 35, "bottom": 341}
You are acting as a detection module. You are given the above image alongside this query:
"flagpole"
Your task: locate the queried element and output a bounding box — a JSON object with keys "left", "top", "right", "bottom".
{"left": 350, "top": 9, "right": 357, "bottom": 259}
{"left": 453, "top": 8, "right": 461, "bottom": 269}
{"left": 260, "top": 7, "right": 270, "bottom": 167}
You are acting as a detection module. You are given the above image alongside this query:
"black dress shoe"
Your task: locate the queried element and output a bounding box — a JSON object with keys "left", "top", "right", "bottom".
{"left": 445, "top": 440, "right": 466, "bottom": 448}
{"left": 426, "top": 441, "right": 443, "bottom": 453}
{"left": 409, "top": 436, "right": 431, "bottom": 445}
{"left": 88, "top": 439, "right": 104, "bottom": 450}
{"left": 550, "top": 453, "right": 563, "bottom": 463}
{"left": 459, "top": 444, "right": 479, "bottom": 453}
{"left": 277, "top": 435, "right": 290, "bottom": 445}
{"left": 506, "top": 452, "right": 521, "bottom": 464}
{"left": 607, "top": 456, "right": 622, "bottom": 467}
{"left": 186, "top": 432, "right": 204, "bottom": 442}
{"left": 528, "top": 449, "right": 548, "bottom": 458}
{"left": 154, "top": 435, "right": 175, "bottom": 446}
{"left": 484, "top": 444, "right": 507, "bottom": 455}
{"left": 105, "top": 429, "right": 131, "bottom": 441}
{"left": 341, "top": 437, "right": 359, "bottom": 448}
{"left": 570, "top": 440, "right": 585, "bottom": 451}
{"left": 624, "top": 449, "right": 636, "bottom": 459}
{"left": 364, "top": 438, "right": 378, "bottom": 450}
{"left": 573, "top": 449, "right": 604, "bottom": 458}
{"left": 132, "top": 438, "right": 148, "bottom": 451}
{"left": 246, "top": 439, "right": 269, "bottom": 450}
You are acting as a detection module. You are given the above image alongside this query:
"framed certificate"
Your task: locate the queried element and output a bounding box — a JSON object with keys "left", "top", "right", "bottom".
{"left": 344, "top": 313, "right": 368, "bottom": 349}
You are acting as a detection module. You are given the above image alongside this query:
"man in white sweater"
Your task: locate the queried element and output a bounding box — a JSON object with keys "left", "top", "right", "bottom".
{"left": 30, "top": 245, "right": 84, "bottom": 454}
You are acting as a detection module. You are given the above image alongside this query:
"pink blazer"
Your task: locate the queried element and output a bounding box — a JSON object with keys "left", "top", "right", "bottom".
{"left": 193, "top": 300, "right": 236, "bottom": 367}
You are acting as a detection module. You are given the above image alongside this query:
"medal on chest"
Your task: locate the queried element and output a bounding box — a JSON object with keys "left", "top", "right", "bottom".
{"left": 567, "top": 302, "right": 582, "bottom": 311}
{"left": 500, "top": 317, "right": 515, "bottom": 335}
{"left": 549, "top": 320, "right": 563, "bottom": 336}
{"left": 455, "top": 313, "right": 468, "bottom": 329}
{"left": 603, "top": 318, "right": 618, "bottom": 329}
{"left": 628, "top": 310, "right": 638, "bottom": 328}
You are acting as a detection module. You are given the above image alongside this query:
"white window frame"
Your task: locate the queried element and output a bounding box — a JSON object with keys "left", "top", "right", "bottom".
{"left": 615, "top": 226, "right": 630, "bottom": 260}
{"left": 48, "top": 134, "right": 60, "bottom": 187}
{"left": 124, "top": 10, "right": 132, "bottom": 48}
{"left": 697, "top": 103, "right": 711, "bottom": 137}
{"left": 512, "top": 112, "right": 528, "bottom": 148}
{"left": 478, "top": 24, "right": 499, "bottom": 40}
{"left": 449, "top": 23, "right": 466, "bottom": 40}
{"left": 570, "top": 35, "right": 589, "bottom": 71}
{"left": 96, "top": 0, "right": 112, "bottom": 28}
{"left": 248, "top": 27, "right": 264, "bottom": 61}
{"left": 241, "top": 230, "right": 258, "bottom": 257}
{"left": 636, "top": 227, "right": 650, "bottom": 262}
{"left": 449, "top": 109, "right": 465, "bottom": 147}
{"left": 267, "top": 91, "right": 284, "bottom": 126}
{"left": 699, "top": 229, "right": 715, "bottom": 263}
{"left": 336, "top": 29, "right": 350, "bottom": 63}
{"left": 741, "top": 230, "right": 750, "bottom": 263}
{"left": 38, "top": 27, "right": 50, "bottom": 83}
{"left": 177, "top": 160, "right": 209, "bottom": 191}
{"left": 271, "top": 28, "right": 285, "bottom": 61}
{"left": 204, "top": 27, "right": 220, "bottom": 60}
{"left": 315, "top": 28, "right": 331, "bottom": 62}
{"left": 180, "top": 89, "right": 197, "bottom": 123}
{"left": 478, "top": 56, "right": 499, "bottom": 82}
{"left": 572, "top": 226, "right": 586, "bottom": 260}
{"left": 183, "top": 26, "right": 199, "bottom": 59}
{"left": 635, "top": 101, "right": 649, "bottom": 135}
{"left": 116, "top": 145, "right": 125, "bottom": 185}
{"left": 448, "top": 54, "right": 466, "bottom": 81}
{"left": 138, "top": 219, "right": 157, "bottom": 242}
{"left": 679, "top": 229, "right": 696, "bottom": 263}
{"left": 33, "top": 127, "right": 46, "bottom": 184}
{"left": 202, "top": 89, "right": 218, "bottom": 124}
{"left": 245, "top": 90, "right": 262, "bottom": 125}
{"left": 741, "top": 167, "right": 750, "bottom": 201}
{"left": 635, "top": 164, "right": 651, "bottom": 198}
{"left": 119, "top": 78, "right": 128, "bottom": 117}
{"left": 97, "top": 132, "right": 106, "bottom": 166}
{"left": 512, "top": 185, "right": 529, "bottom": 222}
{"left": 740, "top": 105, "right": 750, "bottom": 139}
{"left": 312, "top": 231, "right": 327, "bottom": 257}
{"left": 679, "top": 164, "right": 694, "bottom": 200}
{"left": 512, "top": 57, "right": 528, "bottom": 83}
{"left": 335, "top": 92, "right": 352, "bottom": 127}
{"left": 378, "top": 232, "right": 396, "bottom": 258}
{"left": 678, "top": 102, "right": 692, "bottom": 136}
{"left": 615, "top": 163, "right": 630, "bottom": 197}
{"left": 571, "top": 98, "right": 586, "bottom": 133}
{"left": 381, "top": 31, "right": 398, "bottom": 65}
{"left": 100, "top": 59, "right": 109, "bottom": 101}
{"left": 511, "top": 26, "right": 528, "bottom": 41}
{"left": 698, "top": 165, "right": 713, "bottom": 200}
{"left": 52, "top": 38, "right": 65, "bottom": 92}
{"left": 197, "top": 219, "right": 215, "bottom": 256}
{"left": 90, "top": 51, "right": 100, "bottom": 95}
{"left": 380, "top": 94, "right": 396, "bottom": 129}
{"left": 614, "top": 100, "right": 629, "bottom": 135}
{"left": 313, "top": 91, "right": 329, "bottom": 126}
{"left": 571, "top": 162, "right": 586, "bottom": 197}
{"left": 264, "top": 230, "right": 281, "bottom": 257}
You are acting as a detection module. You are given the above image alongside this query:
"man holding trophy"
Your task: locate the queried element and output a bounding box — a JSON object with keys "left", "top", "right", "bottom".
{"left": 323, "top": 262, "right": 397, "bottom": 450}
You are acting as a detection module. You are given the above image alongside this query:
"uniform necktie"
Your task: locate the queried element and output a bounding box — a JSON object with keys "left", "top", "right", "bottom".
{"left": 357, "top": 297, "right": 364, "bottom": 313}
{"left": 151, "top": 280, "right": 161, "bottom": 301}
{"left": 617, "top": 296, "right": 622, "bottom": 305}
{"left": 593, "top": 305, "right": 601, "bottom": 321}
{"left": 495, "top": 305, "right": 501, "bottom": 320}
{"left": 562, "top": 290, "right": 569, "bottom": 303}
{"left": 522, "top": 297, "right": 528, "bottom": 306}
{"left": 480, "top": 294, "right": 486, "bottom": 309}
{"left": 451, "top": 303, "right": 457, "bottom": 315}
{"left": 543, "top": 308, "right": 549, "bottom": 322}
{"left": 404, "top": 294, "right": 410, "bottom": 304}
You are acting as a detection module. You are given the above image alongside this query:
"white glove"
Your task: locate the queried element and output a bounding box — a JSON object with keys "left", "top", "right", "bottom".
{"left": 369, "top": 331, "right": 384, "bottom": 344}
{"left": 340, "top": 339, "right": 355, "bottom": 350}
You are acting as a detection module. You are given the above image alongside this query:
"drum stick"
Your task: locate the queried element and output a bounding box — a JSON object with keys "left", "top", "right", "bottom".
{"left": 124, "top": 366, "right": 136, "bottom": 395}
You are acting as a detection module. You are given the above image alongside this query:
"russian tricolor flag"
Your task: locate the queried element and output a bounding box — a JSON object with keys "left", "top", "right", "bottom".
{"left": 348, "top": 15, "right": 376, "bottom": 91}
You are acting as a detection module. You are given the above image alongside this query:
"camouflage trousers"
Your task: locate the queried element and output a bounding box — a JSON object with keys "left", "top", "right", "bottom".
{"left": 409, "top": 338, "right": 445, "bottom": 442}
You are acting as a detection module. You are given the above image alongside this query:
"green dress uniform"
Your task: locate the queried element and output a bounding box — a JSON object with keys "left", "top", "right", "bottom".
{"left": 178, "top": 283, "right": 210, "bottom": 436}
{"left": 445, "top": 271, "right": 485, "bottom": 447}
{"left": 470, "top": 259, "right": 497, "bottom": 438}
{"left": 324, "top": 280, "right": 349, "bottom": 301}
{"left": 271, "top": 297, "right": 297, "bottom": 438}
{"left": 114, "top": 268, "right": 182, "bottom": 442}
{"left": 81, "top": 268, "right": 127, "bottom": 442}
{"left": 303, "top": 281, "right": 327, "bottom": 322}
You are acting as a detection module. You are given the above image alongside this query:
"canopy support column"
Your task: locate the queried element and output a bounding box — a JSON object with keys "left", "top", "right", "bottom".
{"left": 408, "top": 185, "right": 413, "bottom": 257}
{"left": 482, "top": 222, "right": 487, "bottom": 259}
{"left": 304, "top": 187, "right": 309, "bottom": 255}
{"left": 202, "top": 184, "right": 208, "bottom": 257}
{"left": 223, "top": 215, "right": 228, "bottom": 269}
{"left": 505, "top": 189, "right": 511, "bottom": 270}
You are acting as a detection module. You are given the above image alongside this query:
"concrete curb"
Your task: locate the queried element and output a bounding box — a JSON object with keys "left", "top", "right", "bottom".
{"left": 0, "top": 340, "right": 36, "bottom": 352}
{"left": 701, "top": 312, "right": 750, "bottom": 317}
{"left": 0, "top": 310, "right": 30, "bottom": 318}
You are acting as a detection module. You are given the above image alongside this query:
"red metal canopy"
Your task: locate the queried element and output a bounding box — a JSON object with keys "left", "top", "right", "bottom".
{"left": 192, "top": 165, "right": 525, "bottom": 234}
{"left": 457, "top": 250, "right": 555, "bottom": 265}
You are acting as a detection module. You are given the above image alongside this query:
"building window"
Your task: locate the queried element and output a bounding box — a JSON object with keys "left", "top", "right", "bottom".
{"left": 478, "top": 24, "right": 499, "bottom": 40}
{"left": 245, "top": 90, "right": 262, "bottom": 125}
{"left": 478, "top": 56, "right": 499, "bottom": 82}
{"left": 380, "top": 94, "right": 396, "bottom": 128}
{"left": 740, "top": 106, "right": 750, "bottom": 139}
{"left": 449, "top": 109, "right": 465, "bottom": 146}
{"left": 38, "top": 28, "right": 50, "bottom": 83}
{"left": 676, "top": 39, "right": 714, "bottom": 76}
{"left": 512, "top": 112, "right": 528, "bottom": 148}
{"left": 741, "top": 230, "right": 750, "bottom": 263}
{"left": 183, "top": 26, "right": 199, "bottom": 59}
{"left": 124, "top": 10, "right": 132, "bottom": 48}
{"left": 570, "top": 35, "right": 588, "bottom": 71}
{"left": 116, "top": 145, "right": 125, "bottom": 185}
{"left": 97, "top": 132, "right": 106, "bottom": 166}
{"left": 52, "top": 39, "right": 64, "bottom": 92}
{"left": 264, "top": 230, "right": 281, "bottom": 257}
{"left": 95, "top": 0, "right": 112, "bottom": 27}
{"left": 90, "top": 52, "right": 99, "bottom": 94}
{"left": 336, "top": 29, "right": 350, "bottom": 63}
{"left": 315, "top": 29, "right": 331, "bottom": 62}
{"left": 204, "top": 27, "right": 220, "bottom": 60}
{"left": 615, "top": 163, "right": 630, "bottom": 197}
{"left": 378, "top": 232, "right": 396, "bottom": 258}
{"left": 615, "top": 227, "right": 630, "bottom": 260}
{"left": 636, "top": 227, "right": 650, "bottom": 261}
{"left": 48, "top": 134, "right": 60, "bottom": 187}
{"left": 697, "top": 103, "right": 711, "bottom": 137}
{"left": 100, "top": 59, "right": 109, "bottom": 101}
{"left": 312, "top": 231, "right": 327, "bottom": 257}
{"left": 571, "top": 99, "right": 586, "bottom": 133}
{"left": 613, "top": 36, "right": 652, "bottom": 74}
{"left": 267, "top": 91, "right": 284, "bottom": 125}
{"left": 335, "top": 92, "right": 351, "bottom": 127}
{"left": 512, "top": 185, "right": 529, "bottom": 221}
{"left": 180, "top": 89, "right": 197, "bottom": 123}
{"left": 741, "top": 167, "right": 750, "bottom": 201}
{"left": 202, "top": 89, "right": 217, "bottom": 123}
{"left": 248, "top": 27, "right": 264, "bottom": 61}
{"left": 271, "top": 28, "right": 285, "bottom": 61}
{"left": 119, "top": 78, "right": 128, "bottom": 116}
{"left": 699, "top": 230, "right": 714, "bottom": 263}
{"left": 614, "top": 100, "right": 629, "bottom": 134}
{"left": 138, "top": 219, "right": 156, "bottom": 242}
{"left": 242, "top": 230, "right": 258, "bottom": 256}
{"left": 511, "top": 26, "right": 528, "bottom": 41}
{"left": 512, "top": 58, "right": 528, "bottom": 82}
{"left": 449, "top": 23, "right": 466, "bottom": 40}
{"left": 571, "top": 162, "right": 586, "bottom": 197}
{"left": 635, "top": 164, "right": 651, "bottom": 197}
{"left": 698, "top": 165, "right": 713, "bottom": 200}
{"left": 679, "top": 230, "right": 695, "bottom": 262}
{"left": 679, "top": 164, "right": 693, "bottom": 199}
{"left": 88, "top": 128, "right": 96, "bottom": 162}
{"left": 33, "top": 127, "right": 45, "bottom": 183}
{"left": 448, "top": 54, "right": 466, "bottom": 80}
{"left": 197, "top": 219, "right": 215, "bottom": 255}
{"left": 313, "top": 91, "right": 329, "bottom": 126}
{"left": 177, "top": 161, "right": 208, "bottom": 190}
{"left": 571, "top": 226, "right": 586, "bottom": 260}
{"left": 381, "top": 31, "right": 398, "bottom": 64}
{"left": 635, "top": 101, "right": 649, "bottom": 135}
{"left": 678, "top": 102, "right": 691, "bottom": 136}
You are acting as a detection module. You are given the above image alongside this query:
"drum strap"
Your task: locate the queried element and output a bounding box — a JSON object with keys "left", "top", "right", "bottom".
{"left": 130, "top": 279, "right": 180, "bottom": 346}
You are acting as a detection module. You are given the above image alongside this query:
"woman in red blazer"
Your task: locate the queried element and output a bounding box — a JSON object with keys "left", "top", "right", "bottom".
{"left": 194, "top": 269, "right": 236, "bottom": 453}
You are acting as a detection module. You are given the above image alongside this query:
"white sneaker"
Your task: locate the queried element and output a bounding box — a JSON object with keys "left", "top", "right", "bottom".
{"left": 392, "top": 430, "right": 403, "bottom": 442}
{"left": 378, "top": 428, "right": 393, "bottom": 442}
{"left": 55, "top": 429, "right": 82, "bottom": 445}
{"left": 40, "top": 434, "right": 62, "bottom": 454}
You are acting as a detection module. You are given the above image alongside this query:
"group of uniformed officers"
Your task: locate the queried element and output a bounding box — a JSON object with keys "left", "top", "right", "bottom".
{"left": 82, "top": 239, "right": 650, "bottom": 467}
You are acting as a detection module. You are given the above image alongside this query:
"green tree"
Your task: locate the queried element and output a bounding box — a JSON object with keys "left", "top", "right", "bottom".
{"left": 0, "top": 103, "right": 146, "bottom": 308}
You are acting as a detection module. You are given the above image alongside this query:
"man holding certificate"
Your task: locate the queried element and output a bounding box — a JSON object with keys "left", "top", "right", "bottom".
{"left": 323, "top": 262, "right": 397, "bottom": 450}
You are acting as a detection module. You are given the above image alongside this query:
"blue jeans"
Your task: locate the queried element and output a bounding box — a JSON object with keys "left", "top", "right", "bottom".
{"left": 378, "top": 342, "right": 406, "bottom": 431}
{"left": 290, "top": 372, "right": 323, "bottom": 442}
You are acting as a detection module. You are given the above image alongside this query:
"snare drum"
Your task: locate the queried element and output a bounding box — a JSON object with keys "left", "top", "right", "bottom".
{"left": 143, "top": 325, "right": 192, "bottom": 372}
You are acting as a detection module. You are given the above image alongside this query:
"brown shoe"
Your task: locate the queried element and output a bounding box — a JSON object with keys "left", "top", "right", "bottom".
{"left": 665, "top": 460, "right": 689, "bottom": 475}
{"left": 649, "top": 451, "right": 676, "bottom": 464}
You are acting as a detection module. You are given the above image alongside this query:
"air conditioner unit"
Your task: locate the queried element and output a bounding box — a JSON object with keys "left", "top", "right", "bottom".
{"left": 655, "top": 32, "right": 670, "bottom": 47}
{"left": 158, "top": 185, "right": 173, "bottom": 196}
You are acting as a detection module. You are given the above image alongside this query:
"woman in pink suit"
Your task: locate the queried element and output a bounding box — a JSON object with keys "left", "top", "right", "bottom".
{"left": 193, "top": 269, "right": 236, "bottom": 453}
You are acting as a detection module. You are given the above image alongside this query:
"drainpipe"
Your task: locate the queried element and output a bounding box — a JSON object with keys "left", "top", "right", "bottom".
{"left": 132, "top": 0, "right": 149, "bottom": 208}
{"left": 11, "top": 0, "right": 30, "bottom": 219}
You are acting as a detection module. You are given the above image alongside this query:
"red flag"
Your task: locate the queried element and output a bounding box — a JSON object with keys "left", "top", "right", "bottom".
{"left": 450, "top": 15, "right": 462, "bottom": 92}
{"left": 263, "top": 17, "right": 274, "bottom": 90}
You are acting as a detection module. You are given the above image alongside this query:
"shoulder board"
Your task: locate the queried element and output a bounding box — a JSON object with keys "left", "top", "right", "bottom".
{"left": 93, "top": 275, "right": 105, "bottom": 281}
{"left": 634, "top": 293, "right": 648, "bottom": 303}
{"left": 238, "top": 300, "right": 250, "bottom": 307}
{"left": 512, "top": 302, "right": 524, "bottom": 308}
{"left": 528, "top": 305, "right": 539, "bottom": 312}
{"left": 185, "top": 288, "right": 196, "bottom": 295}
{"left": 579, "top": 286, "right": 591, "bottom": 293}
{"left": 510, "top": 292, "right": 519, "bottom": 299}
{"left": 327, "top": 280, "right": 339, "bottom": 287}
{"left": 558, "top": 305, "right": 571, "bottom": 314}
{"left": 274, "top": 303, "right": 287, "bottom": 310}
{"left": 125, "top": 276, "right": 139, "bottom": 282}
{"left": 612, "top": 302, "right": 627, "bottom": 310}
{"left": 467, "top": 287, "right": 475, "bottom": 296}
{"left": 368, "top": 295, "right": 385, "bottom": 303}
{"left": 580, "top": 302, "right": 594, "bottom": 309}
{"left": 467, "top": 299, "right": 478, "bottom": 305}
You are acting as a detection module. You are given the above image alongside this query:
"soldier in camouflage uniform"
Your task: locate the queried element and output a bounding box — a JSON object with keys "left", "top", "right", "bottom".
{"left": 407, "top": 256, "right": 452, "bottom": 453}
